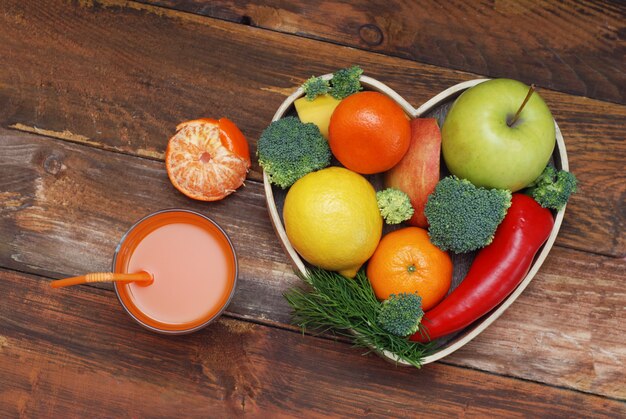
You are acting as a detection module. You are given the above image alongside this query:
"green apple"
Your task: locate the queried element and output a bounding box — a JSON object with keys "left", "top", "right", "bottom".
{"left": 442, "top": 79, "right": 555, "bottom": 192}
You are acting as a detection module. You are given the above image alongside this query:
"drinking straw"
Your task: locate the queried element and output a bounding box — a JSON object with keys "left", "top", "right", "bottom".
{"left": 50, "top": 271, "right": 153, "bottom": 288}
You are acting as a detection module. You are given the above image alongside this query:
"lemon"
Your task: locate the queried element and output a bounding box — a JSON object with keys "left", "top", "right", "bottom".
{"left": 283, "top": 167, "right": 382, "bottom": 278}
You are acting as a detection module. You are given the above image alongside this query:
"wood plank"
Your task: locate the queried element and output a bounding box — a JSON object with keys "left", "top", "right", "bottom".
{"left": 138, "top": 0, "right": 626, "bottom": 104}
{"left": 0, "top": 0, "right": 624, "bottom": 256}
{"left": 448, "top": 245, "right": 626, "bottom": 400}
{"left": 1, "top": 129, "right": 625, "bottom": 399}
{"left": 1, "top": 268, "right": 624, "bottom": 417}
{"left": 0, "top": 129, "right": 298, "bottom": 325}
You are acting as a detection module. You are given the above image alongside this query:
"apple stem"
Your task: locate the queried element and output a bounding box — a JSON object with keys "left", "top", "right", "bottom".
{"left": 508, "top": 84, "right": 536, "bottom": 127}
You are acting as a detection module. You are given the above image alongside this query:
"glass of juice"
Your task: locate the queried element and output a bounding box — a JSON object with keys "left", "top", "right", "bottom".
{"left": 113, "top": 209, "right": 237, "bottom": 334}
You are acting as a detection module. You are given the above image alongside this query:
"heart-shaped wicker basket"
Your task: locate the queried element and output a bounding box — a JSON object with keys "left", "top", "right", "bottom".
{"left": 263, "top": 75, "right": 568, "bottom": 365}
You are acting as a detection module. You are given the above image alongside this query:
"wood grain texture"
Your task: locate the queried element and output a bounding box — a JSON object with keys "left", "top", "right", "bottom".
{"left": 1, "top": 268, "right": 625, "bottom": 417}
{"left": 1, "top": 129, "right": 625, "bottom": 399}
{"left": 0, "top": 129, "right": 298, "bottom": 325}
{"left": 0, "top": 0, "right": 624, "bottom": 256}
{"left": 139, "top": 0, "right": 626, "bottom": 104}
{"left": 448, "top": 245, "right": 626, "bottom": 400}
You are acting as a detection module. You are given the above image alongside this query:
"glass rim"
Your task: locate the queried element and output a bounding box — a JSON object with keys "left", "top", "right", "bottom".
{"left": 112, "top": 208, "right": 238, "bottom": 335}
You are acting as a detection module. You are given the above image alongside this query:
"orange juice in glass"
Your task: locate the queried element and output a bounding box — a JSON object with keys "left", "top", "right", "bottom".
{"left": 113, "top": 209, "right": 237, "bottom": 334}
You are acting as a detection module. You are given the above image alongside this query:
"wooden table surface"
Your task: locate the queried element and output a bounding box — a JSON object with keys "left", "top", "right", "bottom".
{"left": 1, "top": 0, "right": 625, "bottom": 417}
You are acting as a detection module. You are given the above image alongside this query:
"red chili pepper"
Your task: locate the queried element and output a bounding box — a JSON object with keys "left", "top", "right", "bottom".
{"left": 410, "top": 193, "right": 554, "bottom": 343}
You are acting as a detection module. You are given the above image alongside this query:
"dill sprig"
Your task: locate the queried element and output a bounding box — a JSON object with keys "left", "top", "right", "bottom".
{"left": 284, "top": 269, "right": 436, "bottom": 368}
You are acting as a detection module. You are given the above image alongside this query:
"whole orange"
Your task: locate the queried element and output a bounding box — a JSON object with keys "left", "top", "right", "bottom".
{"left": 328, "top": 91, "right": 411, "bottom": 174}
{"left": 366, "top": 227, "right": 452, "bottom": 310}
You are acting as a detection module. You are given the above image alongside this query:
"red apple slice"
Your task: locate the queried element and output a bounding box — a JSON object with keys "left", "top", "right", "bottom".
{"left": 385, "top": 118, "right": 441, "bottom": 227}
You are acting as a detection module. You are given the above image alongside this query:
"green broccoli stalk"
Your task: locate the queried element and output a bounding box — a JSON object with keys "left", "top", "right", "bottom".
{"left": 377, "top": 293, "right": 424, "bottom": 337}
{"left": 302, "top": 76, "right": 331, "bottom": 101}
{"left": 330, "top": 66, "right": 363, "bottom": 100}
{"left": 376, "top": 188, "right": 414, "bottom": 225}
{"left": 257, "top": 116, "right": 331, "bottom": 188}
{"left": 525, "top": 166, "right": 577, "bottom": 211}
{"left": 424, "top": 176, "right": 512, "bottom": 253}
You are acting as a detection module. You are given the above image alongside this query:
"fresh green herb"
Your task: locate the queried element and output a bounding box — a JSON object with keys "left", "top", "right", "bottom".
{"left": 425, "top": 176, "right": 512, "bottom": 253}
{"left": 376, "top": 188, "right": 414, "bottom": 225}
{"left": 330, "top": 65, "right": 363, "bottom": 100}
{"left": 525, "top": 166, "right": 577, "bottom": 210}
{"left": 377, "top": 293, "right": 424, "bottom": 337}
{"left": 284, "top": 269, "right": 435, "bottom": 368}
{"left": 257, "top": 116, "right": 331, "bottom": 188}
{"left": 302, "top": 76, "right": 331, "bottom": 101}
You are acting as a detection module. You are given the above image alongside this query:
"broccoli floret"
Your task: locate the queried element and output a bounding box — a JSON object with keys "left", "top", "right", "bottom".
{"left": 302, "top": 76, "right": 331, "bottom": 101}
{"left": 376, "top": 188, "right": 414, "bottom": 225}
{"left": 330, "top": 66, "right": 363, "bottom": 99}
{"left": 257, "top": 116, "right": 331, "bottom": 188}
{"left": 525, "top": 166, "right": 577, "bottom": 211}
{"left": 377, "top": 293, "right": 424, "bottom": 337}
{"left": 424, "top": 176, "right": 512, "bottom": 253}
